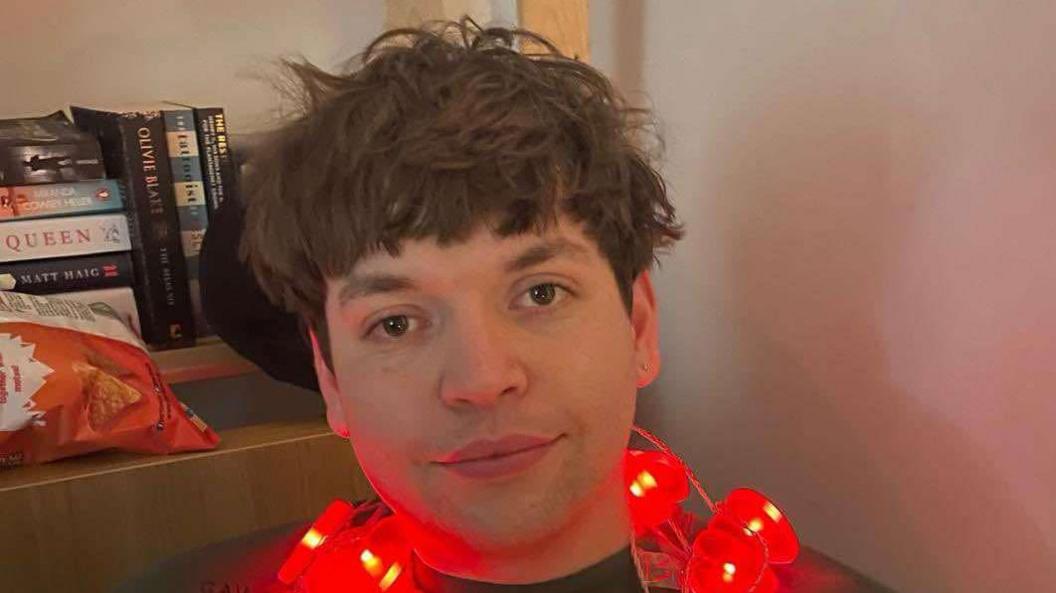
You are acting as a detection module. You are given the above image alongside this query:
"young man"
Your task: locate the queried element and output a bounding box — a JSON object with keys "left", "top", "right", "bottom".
{"left": 187, "top": 19, "right": 892, "bottom": 593}
{"left": 240, "top": 17, "right": 677, "bottom": 588}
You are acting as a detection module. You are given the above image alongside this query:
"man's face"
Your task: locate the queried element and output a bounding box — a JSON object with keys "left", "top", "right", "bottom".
{"left": 313, "top": 215, "right": 660, "bottom": 556}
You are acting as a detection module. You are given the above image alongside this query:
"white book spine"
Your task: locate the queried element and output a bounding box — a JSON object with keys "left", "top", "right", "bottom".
{"left": 0, "top": 214, "right": 131, "bottom": 263}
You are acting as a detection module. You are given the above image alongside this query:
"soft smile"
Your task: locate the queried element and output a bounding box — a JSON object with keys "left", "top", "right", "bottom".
{"left": 434, "top": 434, "right": 563, "bottom": 480}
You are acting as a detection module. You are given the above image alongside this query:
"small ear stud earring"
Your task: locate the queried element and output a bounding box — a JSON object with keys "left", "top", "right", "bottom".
{"left": 640, "top": 362, "right": 649, "bottom": 372}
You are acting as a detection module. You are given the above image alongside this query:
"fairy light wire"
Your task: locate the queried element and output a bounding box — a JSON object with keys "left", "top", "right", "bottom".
{"left": 632, "top": 425, "right": 717, "bottom": 513}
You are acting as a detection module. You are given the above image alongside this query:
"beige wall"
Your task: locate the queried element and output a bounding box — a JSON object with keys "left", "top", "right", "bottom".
{"left": 0, "top": 0, "right": 520, "bottom": 131}
{"left": 593, "top": 2, "right": 1056, "bottom": 592}
{"left": 386, "top": 0, "right": 516, "bottom": 30}
{"left": 0, "top": 0, "right": 385, "bottom": 132}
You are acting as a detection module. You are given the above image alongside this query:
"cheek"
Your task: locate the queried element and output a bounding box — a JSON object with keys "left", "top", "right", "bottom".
{"left": 558, "top": 320, "right": 637, "bottom": 405}
{"left": 345, "top": 432, "right": 419, "bottom": 517}
{"left": 545, "top": 322, "right": 638, "bottom": 456}
{"left": 330, "top": 330, "right": 424, "bottom": 419}
{"left": 341, "top": 378, "right": 428, "bottom": 497}
{"left": 340, "top": 373, "right": 424, "bottom": 442}
{"left": 326, "top": 321, "right": 457, "bottom": 472}
{"left": 340, "top": 385, "right": 441, "bottom": 525}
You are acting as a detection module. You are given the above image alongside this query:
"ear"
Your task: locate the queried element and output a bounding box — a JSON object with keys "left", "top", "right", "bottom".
{"left": 309, "top": 328, "right": 350, "bottom": 439}
{"left": 631, "top": 269, "right": 661, "bottom": 389}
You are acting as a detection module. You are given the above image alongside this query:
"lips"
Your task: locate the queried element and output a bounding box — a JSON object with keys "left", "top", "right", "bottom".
{"left": 434, "top": 434, "right": 562, "bottom": 480}
{"left": 437, "top": 434, "right": 558, "bottom": 464}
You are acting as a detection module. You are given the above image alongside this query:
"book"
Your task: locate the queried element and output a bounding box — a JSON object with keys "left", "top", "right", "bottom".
{"left": 0, "top": 252, "right": 133, "bottom": 294}
{"left": 44, "top": 286, "right": 142, "bottom": 337}
{"left": 0, "top": 213, "right": 131, "bottom": 262}
{"left": 0, "top": 111, "right": 106, "bottom": 186}
{"left": 70, "top": 106, "right": 196, "bottom": 349}
{"left": 0, "top": 179, "right": 125, "bottom": 220}
{"left": 185, "top": 106, "right": 238, "bottom": 217}
{"left": 161, "top": 107, "right": 211, "bottom": 336}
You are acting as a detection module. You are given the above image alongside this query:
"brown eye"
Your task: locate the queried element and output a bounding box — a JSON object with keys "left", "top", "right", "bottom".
{"left": 528, "top": 283, "right": 558, "bottom": 306}
{"left": 378, "top": 315, "right": 410, "bottom": 337}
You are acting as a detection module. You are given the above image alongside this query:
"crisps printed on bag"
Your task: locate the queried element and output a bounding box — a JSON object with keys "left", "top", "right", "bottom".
{"left": 0, "top": 291, "right": 219, "bottom": 466}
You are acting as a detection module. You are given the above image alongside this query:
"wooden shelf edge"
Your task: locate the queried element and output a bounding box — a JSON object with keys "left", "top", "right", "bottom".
{"left": 0, "top": 417, "right": 332, "bottom": 493}
{"left": 150, "top": 337, "right": 259, "bottom": 384}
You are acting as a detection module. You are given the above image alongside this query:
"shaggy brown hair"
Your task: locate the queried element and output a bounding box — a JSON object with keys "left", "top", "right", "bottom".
{"left": 241, "top": 18, "right": 684, "bottom": 368}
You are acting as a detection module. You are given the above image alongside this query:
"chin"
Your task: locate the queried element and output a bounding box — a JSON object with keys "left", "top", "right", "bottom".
{"left": 441, "top": 481, "right": 585, "bottom": 553}
{"left": 443, "top": 513, "right": 563, "bottom": 556}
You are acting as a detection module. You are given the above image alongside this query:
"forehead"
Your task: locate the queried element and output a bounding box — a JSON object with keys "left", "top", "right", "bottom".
{"left": 334, "top": 218, "right": 604, "bottom": 303}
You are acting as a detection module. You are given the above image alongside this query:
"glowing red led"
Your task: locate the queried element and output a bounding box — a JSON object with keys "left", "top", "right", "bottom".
{"left": 687, "top": 526, "right": 766, "bottom": 593}
{"left": 303, "top": 516, "right": 414, "bottom": 593}
{"left": 722, "top": 489, "right": 799, "bottom": 564}
{"left": 278, "top": 499, "right": 355, "bottom": 584}
{"left": 624, "top": 449, "right": 690, "bottom": 532}
{"left": 281, "top": 443, "right": 801, "bottom": 593}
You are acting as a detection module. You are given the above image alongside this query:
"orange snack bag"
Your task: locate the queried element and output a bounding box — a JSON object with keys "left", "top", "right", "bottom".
{"left": 0, "top": 291, "right": 219, "bottom": 466}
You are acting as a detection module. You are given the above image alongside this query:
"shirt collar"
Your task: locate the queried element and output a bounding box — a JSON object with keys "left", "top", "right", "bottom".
{"left": 411, "top": 546, "right": 645, "bottom": 593}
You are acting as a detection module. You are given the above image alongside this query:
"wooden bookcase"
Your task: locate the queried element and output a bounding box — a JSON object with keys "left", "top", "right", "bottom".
{"left": 0, "top": 341, "right": 375, "bottom": 593}
{"left": 150, "top": 336, "right": 259, "bottom": 384}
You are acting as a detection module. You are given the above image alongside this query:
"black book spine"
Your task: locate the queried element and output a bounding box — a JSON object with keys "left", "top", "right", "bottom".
{"left": 193, "top": 107, "right": 238, "bottom": 218}
{"left": 70, "top": 107, "right": 196, "bottom": 348}
{"left": 0, "top": 252, "right": 134, "bottom": 294}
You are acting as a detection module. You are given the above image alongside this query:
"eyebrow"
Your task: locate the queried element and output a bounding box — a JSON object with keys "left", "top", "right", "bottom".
{"left": 337, "top": 238, "right": 590, "bottom": 305}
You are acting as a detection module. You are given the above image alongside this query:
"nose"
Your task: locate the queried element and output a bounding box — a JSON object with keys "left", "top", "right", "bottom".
{"left": 438, "top": 306, "right": 528, "bottom": 409}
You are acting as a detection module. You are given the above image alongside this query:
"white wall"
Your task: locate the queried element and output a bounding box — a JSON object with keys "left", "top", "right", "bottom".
{"left": 593, "top": 2, "right": 1056, "bottom": 592}
{"left": 0, "top": 0, "right": 385, "bottom": 132}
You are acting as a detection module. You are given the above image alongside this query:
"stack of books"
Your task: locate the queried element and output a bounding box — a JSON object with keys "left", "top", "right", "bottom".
{"left": 0, "top": 111, "right": 139, "bottom": 335}
{"left": 0, "top": 105, "right": 238, "bottom": 351}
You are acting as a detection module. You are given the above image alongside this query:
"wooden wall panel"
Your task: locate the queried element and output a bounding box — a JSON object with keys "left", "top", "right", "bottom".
{"left": 518, "top": 0, "right": 590, "bottom": 60}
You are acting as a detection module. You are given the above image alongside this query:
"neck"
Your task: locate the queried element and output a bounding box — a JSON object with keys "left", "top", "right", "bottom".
{"left": 410, "top": 472, "right": 633, "bottom": 585}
